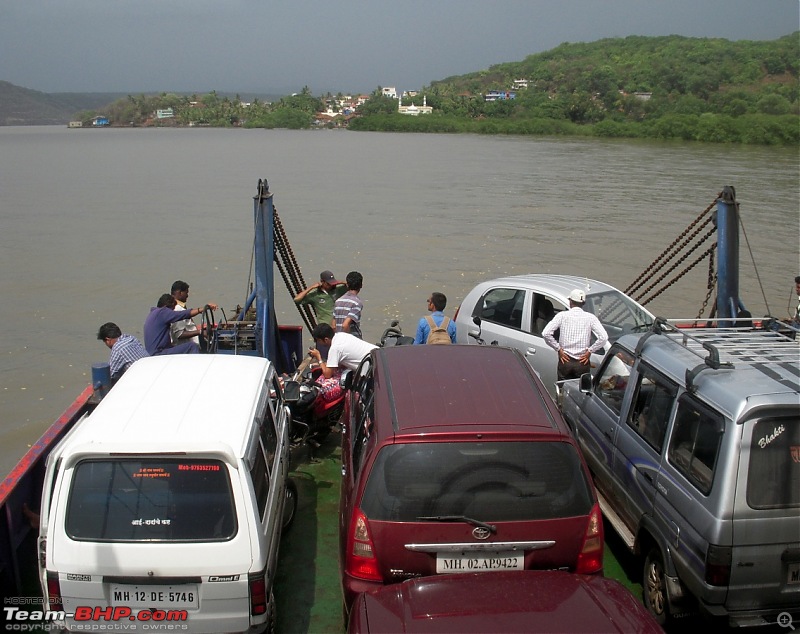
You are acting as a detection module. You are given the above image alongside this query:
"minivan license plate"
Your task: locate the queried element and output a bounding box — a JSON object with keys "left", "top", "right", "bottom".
{"left": 436, "top": 552, "right": 523, "bottom": 573}
{"left": 110, "top": 585, "right": 198, "bottom": 609}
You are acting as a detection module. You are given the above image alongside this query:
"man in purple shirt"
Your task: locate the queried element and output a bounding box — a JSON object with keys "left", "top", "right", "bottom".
{"left": 144, "top": 293, "right": 218, "bottom": 355}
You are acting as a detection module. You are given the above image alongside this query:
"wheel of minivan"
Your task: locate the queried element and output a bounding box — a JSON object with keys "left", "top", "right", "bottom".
{"left": 643, "top": 546, "right": 671, "bottom": 626}
{"left": 282, "top": 478, "right": 298, "bottom": 530}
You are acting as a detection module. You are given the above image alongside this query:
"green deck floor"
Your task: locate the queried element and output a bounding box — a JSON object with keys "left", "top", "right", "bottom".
{"left": 275, "top": 432, "right": 346, "bottom": 634}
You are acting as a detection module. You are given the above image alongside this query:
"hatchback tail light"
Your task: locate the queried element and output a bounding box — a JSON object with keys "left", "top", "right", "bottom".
{"left": 346, "top": 509, "right": 382, "bottom": 580}
{"left": 249, "top": 571, "right": 267, "bottom": 616}
{"left": 47, "top": 571, "right": 63, "bottom": 612}
{"left": 705, "top": 545, "right": 731, "bottom": 586}
{"left": 575, "top": 503, "right": 604, "bottom": 574}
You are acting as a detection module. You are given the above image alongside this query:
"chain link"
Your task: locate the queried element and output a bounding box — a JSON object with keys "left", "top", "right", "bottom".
{"left": 696, "top": 250, "right": 717, "bottom": 321}
{"left": 625, "top": 194, "right": 719, "bottom": 297}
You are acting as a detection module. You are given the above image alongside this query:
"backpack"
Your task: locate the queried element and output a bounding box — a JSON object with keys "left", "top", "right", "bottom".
{"left": 425, "top": 316, "right": 452, "bottom": 345}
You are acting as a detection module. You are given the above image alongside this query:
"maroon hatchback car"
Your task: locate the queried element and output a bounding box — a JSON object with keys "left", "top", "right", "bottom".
{"left": 347, "top": 570, "right": 663, "bottom": 633}
{"left": 339, "top": 345, "right": 604, "bottom": 618}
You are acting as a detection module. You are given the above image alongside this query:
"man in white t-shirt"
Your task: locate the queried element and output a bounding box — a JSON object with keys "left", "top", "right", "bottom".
{"left": 170, "top": 280, "right": 201, "bottom": 347}
{"left": 308, "top": 323, "right": 377, "bottom": 378}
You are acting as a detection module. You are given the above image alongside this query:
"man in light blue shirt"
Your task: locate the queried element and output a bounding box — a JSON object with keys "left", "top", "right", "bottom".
{"left": 414, "top": 292, "right": 457, "bottom": 344}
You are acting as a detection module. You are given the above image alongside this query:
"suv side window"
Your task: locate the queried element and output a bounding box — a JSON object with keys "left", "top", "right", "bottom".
{"left": 627, "top": 366, "right": 676, "bottom": 453}
{"left": 474, "top": 287, "right": 525, "bottom": 330}
{"left": 668, "top": 396, "right": 724, "bottom": 495}
{"left": 249, "top": 441, "right": 271, "bottom": 519}
{"left": 593, "top": 348, "right": 635, "bottom": 415}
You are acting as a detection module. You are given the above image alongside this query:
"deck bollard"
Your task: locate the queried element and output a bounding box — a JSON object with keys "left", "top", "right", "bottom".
{"left": 91, "top": 362, "right": 111, "bottom": 401}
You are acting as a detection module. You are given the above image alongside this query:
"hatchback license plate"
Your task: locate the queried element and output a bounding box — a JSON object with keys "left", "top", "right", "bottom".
{"left": 110, "top": 585, "right": 198, "bottom": 609}
{"left": 789, "top": 562, "right": 800, "bottom": 585}
{"left": 436, "top": 552, "right": 523, "bottom": 573}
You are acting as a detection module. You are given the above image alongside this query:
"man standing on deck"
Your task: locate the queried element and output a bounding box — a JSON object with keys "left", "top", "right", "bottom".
{"left": 97, "top": 322, "right": 148, "bottom": 381}
{"left": 333, "top": 271, "right": 365, "bottom": 339}
{"left": 542, "top": 289, "right": 608, "bottom": 381}
{"left": 170, "top": 280, "right": 203, "bottom": 349}
{"left": 413, "top": 292, "right": 457, "bottom": 344}
{"left": 794, "top": 275, "right": 800, "bottom": 325}
{"left": 294, "top": 270, "right": 347, "bottom": 327}
{"left": 144, "top": 293, "right": 218, "bottom": 355}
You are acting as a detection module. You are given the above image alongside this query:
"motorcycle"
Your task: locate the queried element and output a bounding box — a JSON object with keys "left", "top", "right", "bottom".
{"left": 282, "top": 353, "right": 348, "bottom": 453}
{"left": 468, "top": 316, "right": 499, "bottom": 346}
{"left": 379, "top": 320, "right": 415, "bottom": 347}
{"left": 283, "top": 319, "right": 413, "bottom": 454}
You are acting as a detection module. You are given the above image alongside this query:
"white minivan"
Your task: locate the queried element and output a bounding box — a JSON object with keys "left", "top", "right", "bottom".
{"left": 37, "top": 354, "right": 295, "bottom": 633}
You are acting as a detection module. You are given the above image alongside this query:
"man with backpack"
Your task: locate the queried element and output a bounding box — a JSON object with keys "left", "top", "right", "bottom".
{"left": 413, "top": 292, "right": 457, "bottom": 344}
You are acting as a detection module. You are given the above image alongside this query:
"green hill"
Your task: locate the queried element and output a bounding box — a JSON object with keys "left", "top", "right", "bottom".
{"left": 0, "top": 82, "right": 128, "bottom": 125}
{"left": 351, "top": 33, "right": 799, "bottom": 144}
{"left": 0, "top": 82, "right": 281, "bottom": 126}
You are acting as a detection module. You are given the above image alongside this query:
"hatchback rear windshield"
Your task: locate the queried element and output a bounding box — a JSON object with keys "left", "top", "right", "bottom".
{"left": 66, "top": 458, "right": 236, "bottom": 542}
{"left": 360, "top": 441, "right": 593, "bottom": 522}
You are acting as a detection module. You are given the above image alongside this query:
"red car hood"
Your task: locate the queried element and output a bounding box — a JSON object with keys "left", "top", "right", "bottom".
{"left": 349, "top": 570, "right": 661, "bottom": 633}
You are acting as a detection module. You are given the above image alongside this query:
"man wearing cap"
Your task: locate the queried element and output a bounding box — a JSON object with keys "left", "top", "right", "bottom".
{"left": 294, "top": 270, "right": 347, "bottom": 327}
{"left": 542, "top": 289, "right": 609, "bottom": 381}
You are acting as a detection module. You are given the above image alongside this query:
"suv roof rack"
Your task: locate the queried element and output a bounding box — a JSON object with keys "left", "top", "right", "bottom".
{"left": 635, "top": 317, "right": 799, "bottom": 394}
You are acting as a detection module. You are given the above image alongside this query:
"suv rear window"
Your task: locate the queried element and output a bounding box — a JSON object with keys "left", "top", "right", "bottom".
{"left": 360, "top": 441, "right": 592, "bottom": 522}
{"left": 66, "top": 459, "right": 237, "bottom": 542}
{"left": 747, "top": 418, "right": 800, "bottom": 509}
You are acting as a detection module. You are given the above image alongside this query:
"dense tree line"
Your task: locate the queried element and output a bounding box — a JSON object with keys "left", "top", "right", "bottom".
{"left": 351, "top": 33, "right": 798, "bottom": 144}
{"left": 76, "top": 87, "right": 323, "bottom": 130}
{"left": 82, "top": 33, "right": 797, "bottom": 144}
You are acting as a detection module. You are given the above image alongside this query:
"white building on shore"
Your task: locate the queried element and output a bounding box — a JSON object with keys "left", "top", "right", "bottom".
{"left": 398, "top": 95, "right": 432, "bottom": 116}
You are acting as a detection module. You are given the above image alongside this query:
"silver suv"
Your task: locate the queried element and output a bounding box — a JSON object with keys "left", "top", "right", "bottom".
{"left": 455, "top": 274, "right": 653, "bottom": 396}
{"left": 561, "top": 319, "right": 800, "bottom": 628}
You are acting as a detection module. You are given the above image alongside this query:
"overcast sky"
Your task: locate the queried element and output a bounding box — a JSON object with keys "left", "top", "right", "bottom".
{"left": 1, "top": 0, "right": 797, "bottom": 96}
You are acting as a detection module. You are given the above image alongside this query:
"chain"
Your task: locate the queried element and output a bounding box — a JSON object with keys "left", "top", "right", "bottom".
{"left": 639, "top": 242, "right": 717, "bottom": 306}
{"left": 625, "top": 194, "right": 719, "bottom": 296}
{"left": 695, "top": 250, "right": 717, "bottom": 321}
{"left": 273, "top": 205, "right": 317, "bottom": 332}
{"left": 634, "top": 230, "right": 717, "bottom": 303}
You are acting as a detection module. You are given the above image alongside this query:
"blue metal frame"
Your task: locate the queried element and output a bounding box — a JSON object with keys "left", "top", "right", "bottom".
{"left": 254, "top": 180, "right": 276, "bottom": 362}
{"left": 715, "top": 186, "right": 741, "bottom": 325}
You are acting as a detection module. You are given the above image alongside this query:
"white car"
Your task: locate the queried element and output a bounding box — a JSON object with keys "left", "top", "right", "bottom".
{"left": 455, "top": 275, "right": 654, "bottom": 396}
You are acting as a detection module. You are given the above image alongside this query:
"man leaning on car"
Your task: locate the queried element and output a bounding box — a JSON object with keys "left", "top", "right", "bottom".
{"left": 542, "top": 289, "right": 608, "bottom": 381}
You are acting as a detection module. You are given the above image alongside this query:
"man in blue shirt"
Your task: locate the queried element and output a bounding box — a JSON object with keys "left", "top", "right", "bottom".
{"left": 97, "top": 322, "right": 148, "bottom": 381}
{"left": 414, "top": 292, "right": 457, "bottom": 344}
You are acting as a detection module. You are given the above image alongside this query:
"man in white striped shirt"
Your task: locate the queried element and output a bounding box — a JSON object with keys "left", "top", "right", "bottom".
{"left": 542, "top": 289, "right": 608, "bottom": 381}
{"left": 333, "top": 271, "right": 364, "bottom": 339}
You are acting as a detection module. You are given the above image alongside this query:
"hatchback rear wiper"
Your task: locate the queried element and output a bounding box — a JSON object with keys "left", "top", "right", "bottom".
{"left": 417, "top": 515, "right": 497, "bottom": 534}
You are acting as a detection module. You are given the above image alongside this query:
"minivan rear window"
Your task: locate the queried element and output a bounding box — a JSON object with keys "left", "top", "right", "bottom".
{"left": 66, "top": 459, "right": 237, "bottom": 542}
{"left": 747, "top": 418, "right": 800, "bottom": 509}
{"left": 360, "top": 441, "right": 593, "bottom": 522}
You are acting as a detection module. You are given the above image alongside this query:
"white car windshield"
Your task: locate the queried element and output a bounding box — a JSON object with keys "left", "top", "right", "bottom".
{"left": 584, "top": 290, "right": 652, "bottom": 339}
